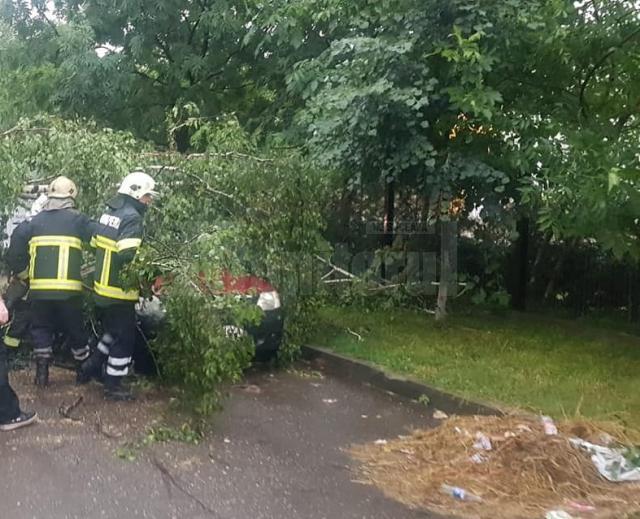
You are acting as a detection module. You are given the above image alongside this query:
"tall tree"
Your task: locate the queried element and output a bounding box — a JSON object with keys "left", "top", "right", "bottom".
{"left": 0, "top": 0, "right": 276, "bottom": 144}
{"left": 280, "top": 0, "right": 640, "bottom": 312}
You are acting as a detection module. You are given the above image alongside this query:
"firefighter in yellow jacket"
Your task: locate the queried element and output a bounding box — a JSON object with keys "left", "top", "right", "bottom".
{"left": 78, "top": 171, "right": 157, "bottom": 401}
{"left": 6, "top": 176, "right": 95, "bottom": 387}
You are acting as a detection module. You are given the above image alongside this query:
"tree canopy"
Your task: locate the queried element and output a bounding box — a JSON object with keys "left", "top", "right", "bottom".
{"left": 1, "top": 0, "right": 640, "bottom": 315}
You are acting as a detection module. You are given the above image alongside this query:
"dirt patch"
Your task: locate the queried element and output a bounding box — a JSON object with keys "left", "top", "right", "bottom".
{"left": 351, "top": 415, "right": 640, "bottom": 519}
{"left": 10, "top": 366, "right": 170, "bottom": 443}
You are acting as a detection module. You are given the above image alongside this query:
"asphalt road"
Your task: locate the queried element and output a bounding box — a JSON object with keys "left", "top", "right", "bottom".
{"left": 0, "top": 362, "right": 439, "bottom": 519}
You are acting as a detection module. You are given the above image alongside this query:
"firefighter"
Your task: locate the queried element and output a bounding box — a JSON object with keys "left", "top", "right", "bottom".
{"left": 78, "top": 170, "right": 157, "bottom": 401}
{"left": 6, "top": 176, "right": 95, "bottom": 387}
{"left": 2, "top": 193, "right": 47, "bottom": 355}
{"left": 0, "top": 295, "right": 37, "bottom": 431}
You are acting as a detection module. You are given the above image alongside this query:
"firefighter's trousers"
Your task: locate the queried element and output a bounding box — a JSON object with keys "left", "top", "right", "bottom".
{"left": 30, "top": 297, "right": 89, "bottom": 362}
{"left": 96, "top": 303, "right": 136, "bottom": 377}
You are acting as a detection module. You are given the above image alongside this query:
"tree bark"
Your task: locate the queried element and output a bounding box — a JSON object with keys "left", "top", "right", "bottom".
{"left": 174, "top": 126, "right": 191, "bottom": 153}
{"left": 329, "top": 180, "right": 355, "bottom": 244}
{"left": 381, "top": 176, "right": 395, "bottom": 280}
{"left": 628, "top": 263, "right": 639, "bottom": 323}
{"left": 436, "top": 220, "right": 456, "bottom": 321}
{"left": 511, "top": 217, "right": 530, "bottom": 311}
{"left": 529, "top": 232, "right": 550, "bottom": 287}
{"left": 544, "top": 244, "right": 570, "bottom": 300}
{"left": 383, "top": 176, "right": 395, "bottom": 247}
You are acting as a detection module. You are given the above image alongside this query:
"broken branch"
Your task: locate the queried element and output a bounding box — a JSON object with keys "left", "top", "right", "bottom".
{"left": 58, "top": 396, "right": 84, "bottom": 421}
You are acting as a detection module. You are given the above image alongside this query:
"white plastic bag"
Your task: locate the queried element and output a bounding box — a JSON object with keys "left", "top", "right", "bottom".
{"left": 570, "top": 438, "right": 640, "bottom": 482}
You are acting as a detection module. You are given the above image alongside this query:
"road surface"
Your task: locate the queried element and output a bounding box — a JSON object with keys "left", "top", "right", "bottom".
{"left": 0, "top": 361, "right": 439, "bottom": 519}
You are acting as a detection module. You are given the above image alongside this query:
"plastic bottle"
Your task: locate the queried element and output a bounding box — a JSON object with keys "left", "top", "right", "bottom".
{"left": 541, "top": 416, "right": 558, "bottom": 436}
{"left": 440, "top": 484, "right": 482, "bottom": 502}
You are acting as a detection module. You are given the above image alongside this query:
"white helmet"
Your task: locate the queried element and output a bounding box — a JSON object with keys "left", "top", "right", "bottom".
{"left": 118, "top": 170, "right": 158, "bottom": 200}
{"left": 48, "top": 176, "right": 78, "bottom": 199}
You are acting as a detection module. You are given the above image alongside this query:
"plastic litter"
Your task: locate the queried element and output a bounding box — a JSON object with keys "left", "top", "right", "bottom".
{"left": 599, "top": 433, "right": 615, "bottom": 446}
{"left": 454, "top": 426, "right": 470, "bottom": 437}
{"left": 353, "top": 415, "right": 640, "bottom": 518}
{"left": 440, "top": 484, "right": 482, "bottom": 502}
{"left": 470, "top": 453, "right": 486, "bottom": 464}
{"left": 322, "top": 398, "right": 338, "bottom": 404}
{"left": 473, "top": 432, "right": 492, "bottom": 451}
{"left": 374, "top": 439, "right": 388, "bottom": 446}
{"left": 433, "top": 410, "right": 448, "bottom": 420}
{"left": 570, "top": 438, "right": 640, "bottom": 482}
{"left": 546, "top": 511, "right": 574, "bottom": 519}
{"left": 567, "top": 501, "right": 596, "bottom": 513}
{"left": 541, "top": 416, "right": 558, "bottom": 436}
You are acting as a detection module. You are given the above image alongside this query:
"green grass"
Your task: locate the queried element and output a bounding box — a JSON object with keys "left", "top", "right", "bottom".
{"left": 310, "top": 306, "right": 640, "bottom": 429}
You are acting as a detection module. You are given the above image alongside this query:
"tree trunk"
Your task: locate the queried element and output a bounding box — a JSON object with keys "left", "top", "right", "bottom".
{"left": 628, "top": 264, "right": 639, "bottom": 323}
{"left": 510, "top": 217, "right": 530, "bottom": 311}
{"left": 381, "top": 176, "right": 395, "bottom": 280}
{"left": 383, "top": 176, "right": 395, "bottom": 247}
{"left": 174, "top": 125, "right": 191, "bottom": 153}
{"left": 330, "top": 181, "right": 355, "bottom": 245}
{"left": 436, "top": 220, "right": 456, "bottom": 321}
{"left": 544, "top": 241, "right": 574, "bottom": 300}
{"left": 529, "top": 232, "right": 550, "bottom": 286}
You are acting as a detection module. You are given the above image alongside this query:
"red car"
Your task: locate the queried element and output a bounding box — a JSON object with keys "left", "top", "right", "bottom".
{"left": 133, "top": 272, "right": 284, "bottom": 372}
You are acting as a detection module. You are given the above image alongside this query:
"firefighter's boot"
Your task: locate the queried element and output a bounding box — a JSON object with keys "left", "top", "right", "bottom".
{"left": 104, "top": 375, "right": 135, "bottom": 402}
{"left": 77, "top": 351, "right": 106, "bottom": 385}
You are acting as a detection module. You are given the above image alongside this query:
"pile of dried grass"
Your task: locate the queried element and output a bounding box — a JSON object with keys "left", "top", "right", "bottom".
{"left": 351, "top": 415, "right": 640, "bottom": 519}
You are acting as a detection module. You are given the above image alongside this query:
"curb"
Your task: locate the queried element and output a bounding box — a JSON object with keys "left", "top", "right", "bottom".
{"left": 301, "top": 345, "right": 502, "bottom": 417}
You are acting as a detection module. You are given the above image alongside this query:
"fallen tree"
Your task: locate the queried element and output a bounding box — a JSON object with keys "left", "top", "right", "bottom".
{"left": 0, "top": 116, "right": 332, "bottom": 413}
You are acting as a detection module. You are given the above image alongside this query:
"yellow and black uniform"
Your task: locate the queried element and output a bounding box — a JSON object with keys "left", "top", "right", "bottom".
{"left": 89, "top": 194, "right": 145, "bottom": 380}
{"left": 6, "top": 208, "right": 94, "bottom": 362}
{"left": 92, "top": 195, "right": 143, "bottom": 304}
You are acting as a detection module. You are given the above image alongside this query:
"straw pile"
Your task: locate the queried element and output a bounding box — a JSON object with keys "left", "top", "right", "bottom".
{"left": 351, "top": 415, "right": 640, "bottom": 519}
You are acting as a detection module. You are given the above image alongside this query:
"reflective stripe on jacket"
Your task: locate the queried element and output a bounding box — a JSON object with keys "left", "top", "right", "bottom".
{"left": 92, "top": 194, "right": 145, "bottom": 303}
{"left": 6, "top": 208, "right": 94, "bottom": 300}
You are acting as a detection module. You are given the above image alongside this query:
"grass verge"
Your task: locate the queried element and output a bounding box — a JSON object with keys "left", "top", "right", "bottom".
{"left": 310, "top": 306, "right": 640, "bottom": 430}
